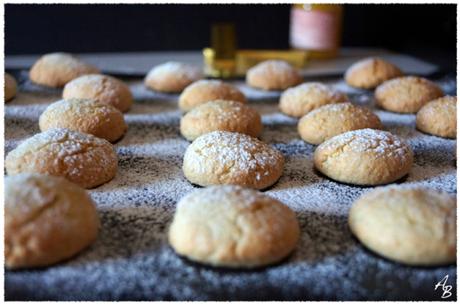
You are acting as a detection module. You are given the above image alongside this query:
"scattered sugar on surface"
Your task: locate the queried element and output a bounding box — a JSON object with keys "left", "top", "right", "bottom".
{"left": 5, "top": 77, "right": 456, "bottom": 301}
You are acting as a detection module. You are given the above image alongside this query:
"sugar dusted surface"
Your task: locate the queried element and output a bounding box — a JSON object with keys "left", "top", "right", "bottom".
{"left": 5, "top": 75, "right": 457, "bottom": 301}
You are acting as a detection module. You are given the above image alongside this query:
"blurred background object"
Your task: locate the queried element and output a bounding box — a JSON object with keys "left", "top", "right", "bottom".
{"left": 5, "top": 4, "right": 456, "bottom": 73}
{"left": 290, "top": 4, "right": 344, "bottom": 59}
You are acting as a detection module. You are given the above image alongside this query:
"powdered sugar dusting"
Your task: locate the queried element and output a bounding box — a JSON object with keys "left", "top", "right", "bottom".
{"left": 184, "top": 131, "right": 282, "bottom": 178}
{"left": 319, "top": 128, "right": 412, "bottom": 160}
{"left": 146, "top": 61, "right": 202, "bottom": 82}
{"left": 5, "top": 75, "right": 456, "bottom": 301}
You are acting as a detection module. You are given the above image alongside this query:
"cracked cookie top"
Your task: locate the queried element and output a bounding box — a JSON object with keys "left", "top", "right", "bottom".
{"left": 314, "top": 129, "right": 413, "bottom": 186}
{"left": 168, "top": 185, "right": 299, "bottom": 268}
{"left": 5, "top": 128, "right": 118, "bottom": 188}
{"left": 5, "top": 173, "right": 100, "bottom": 269}
{"left": 182, "top": 131, "right": 284, "bottom": 190}
{"left": 63, "top": 74, "right": 133, "bottom": 112}
{"left": 39, "top": 98, "right": 127, "bottom": 142}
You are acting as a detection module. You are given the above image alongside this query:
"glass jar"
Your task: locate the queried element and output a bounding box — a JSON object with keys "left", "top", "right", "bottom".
{"left": 289, "top": 4, "right": 343, "bottom": 59}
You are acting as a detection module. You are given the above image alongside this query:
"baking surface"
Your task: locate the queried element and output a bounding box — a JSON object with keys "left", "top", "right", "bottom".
{"left": 4, "top": 71, "right": 457, "bottom": 301}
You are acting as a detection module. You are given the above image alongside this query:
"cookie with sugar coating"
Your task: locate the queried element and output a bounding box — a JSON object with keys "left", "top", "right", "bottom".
{"left": 345, "top": 57, "right": 403, "bottom": 89}
{"left": 63, "top": 74, "right": 133, "bottom": 112}
{"left": 416, "top": 96, "right": 457, "bottom": 139}
{"left": 29, "top": 52, "right": 99, "bottom": 88}
{"left": 179, "top": 79, "right": 246, "bottom": 112}
{"left": 298, "top": 103, "right": 383, "bottom": 145}
{"left": 280, "top": 82, "right": 349, "bottom": 118}
{"left": 5, "top": 128, "right": 118, "bottom": 188}
{"left": 183, "top": 131, "right": 284, "bottom": 190}
{"left": 145, "top": 61, "right": 202, "bottom": 93}
{"left": 39, "top": 98, "right": 127, "bottom": 142}
{"left": 375, "top": 76, "right": 443, "bottom": 113}
{"left": 168, "top": 185, "right": 300, "bottom": 268}
{"left": 5, "top": 73, "right": 17, "bottom": 102}
{"left": 314, "top": 129, "right": 413, "bottom": 185}
{"left": 349, "top": 186, "right": 456, "bottom": 266}
{"left": 5, "top": 173, "right": 100, "bottom": 269}
{"left": 246, "top": 60, "right": 302, "bottom": 91}
{"left": 180, "top": 100, "right": 262, "bottom": 141}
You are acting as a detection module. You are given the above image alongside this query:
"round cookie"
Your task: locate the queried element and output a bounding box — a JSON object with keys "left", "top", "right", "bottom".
{"left": 179, "top": 79, "right": 246, "bottom": 112}
{"left": 416, "top": 96, "right": 457, "bottom": 139}
{"left": 183, "top": 131, "right": 284, "bottom": 190}
{"left": 168, "top": 185, "right": 300, "bottom": 268}
{"left": 375, "top": 76, "right": 444, "bottom": 113}
{"left": 5, "top": 173, "right": 100, "bottom": 269}
{"left": 5, "top": 72, "right": 17, "bottom": 102}
{"left": 314, "top": 129, "right": 413, "bottom": 185}
{"left": 349, "top": 186, "right": 456, "bottom": 266}
{"left": 63, "top": 74, "right": 133, "bottom": 112}
{"left": 180, "top": 100, "right": 263, "bottom": 141}
{"left": 39, "top": 98, "right": 127, "bottom": 142}
{"left": 246, "top": 60, "right": 302, "bottom": 91}
{"left": 345, "top": 57, "right": 403, "bottom": 89}
{"left": 29, "top": 53, "right": 99, "bottom": 88}
{"left": 298, "top": 103, "right": 383, "bottom": 145}
{"left": 280, "top": 82, "right": 349, "bottom": 118}
{"left": 144, "top": 61, "right": 202, "bottom": 93}
{"left": 5, "top": 128, "right": 118, "bottom": 188}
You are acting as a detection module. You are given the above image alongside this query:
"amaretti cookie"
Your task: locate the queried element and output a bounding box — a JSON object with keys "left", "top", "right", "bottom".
{"left": 298, "top": 103, "right": 383, "bottom": 145}
{"left": 349, "top": 186, "right": 456, "bottom": 266}
{"left": 179, "top": 79, "right": 246, "bottom": 112}
{"left": 5, "top": 173, "right": 100, "bottom": 269}
{"left": 5, "top": 72, "right": 17, "bottom": 102}
{"left": 145, "top": 61, "right": 202, "bottom": 93}
{"left": 246, "top": 60, "right": 302, "bottom": 91}
{"left": 345, "top": 57, "right": 403, "bottom": 89}
{"left": 168, "top": 185, "right": 299, "bottom": 268}
{"left": 180, "top": 100, "right": 262, "bottom": 141}
{"left": 63, "top": 74, "right": 133, "bottom": 112}
{"left": 280, "top": 82, "right": 348, "bottom": 118}
{"left": 183, "top": 131, "right": 284, "bottom": 190}
{"left": 375, "top": 76, "right": 444, "bottom": 113}
{"left": 39, "top": 98, "right": 127, "bottom": 142}
{"left": 416, "top": 96, "right": 457, "bottom": 139}
{"left": 5, "top": 128, "right": 118, "bottom": 188}
{"left": 29, "top": 52, "right": 99, "bottom": 88}
{"left": 314, "top": 129, "right": 413, "bottom": 185}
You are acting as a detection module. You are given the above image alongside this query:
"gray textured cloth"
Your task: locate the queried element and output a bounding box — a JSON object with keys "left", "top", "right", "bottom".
{"left": 5, "top": 73, "right": 457, "bottom": 301}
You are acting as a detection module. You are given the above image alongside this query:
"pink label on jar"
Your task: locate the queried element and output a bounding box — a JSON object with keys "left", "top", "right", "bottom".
{"left": 290, "top": 8, "right": 339, "bottom": 50}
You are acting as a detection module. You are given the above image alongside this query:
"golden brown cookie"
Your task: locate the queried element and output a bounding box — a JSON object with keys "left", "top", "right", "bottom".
{"left": 29, "top": 53, "right": 99, "bottom": 88}
{"left": 375, "top": 76, "right": 444, "bottom": 113}
{"left": 345, "top": 57, "right": 403, "bottom": 89}
{"left": 168, "top": 185, "right": 300, "bottom": 268}
{"left": 180, "top": 100, "right": 262, "bottom": 141}
{"left": 298, "top": 103, "right": 383, "bottom": 145}
{"left": 5, "top": 128, "right": 118, "bottom": 188}
{"left": 416, "top": 96, "right": 457, "bottom": 139}
{"left": 183, "top": 131, "right": 284, "bottom": 190}
{"left": 39, "top": 98, "right": 127, "bottom": 142}
{"left": 246, "top": 60, "right": 303, "bottom": 91}
{"left": 280, "top": 82, "right": 349, "bottom": 118}
{"left": 5, "top": 173, "right": 100, "bottom": 269}
{"left": 63, "top": 74, "right": 133, "bottom": 112}
{"left": 349, "top": 186, "right": 456, "bottom": 266}
{"left": 314, "top": 129, "right": 413, "bottom": 185}
{"left": 144, "top": 61, "right": 202, "bottom": 93}
{"left": 179, "top": 79, "right": 246, "bottom": 112}
{"left": 5, "top": 72, "right": 17, "bottom": 102}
